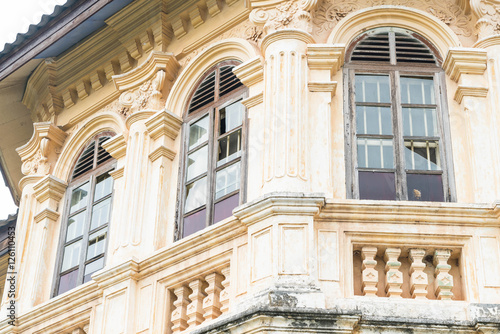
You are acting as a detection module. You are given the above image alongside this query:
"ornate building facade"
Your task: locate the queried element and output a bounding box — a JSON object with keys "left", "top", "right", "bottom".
{"left": 0, "top": 0, "right": 499, "bottom": 332}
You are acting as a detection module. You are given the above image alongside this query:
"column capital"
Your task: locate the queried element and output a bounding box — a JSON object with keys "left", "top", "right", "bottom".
{"left": 261, "top": 29, "right": 315, "bottom": 54}
{"left": 33, "top": 175, "right": 67, "bottom": 204}
{"left": 471, "top": 0, "right": 500, "bottom": 40}
{"left": 443, "top": 48, "right": 488, "bottom": 82}
{"left": 145, "top": 109, "right": 182, "bottom": 140}
{"left": 307, "top": 44, "right": 345, "bottom": 76}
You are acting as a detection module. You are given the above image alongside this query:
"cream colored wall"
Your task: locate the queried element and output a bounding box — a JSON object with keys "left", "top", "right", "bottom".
{"left": 2, "top": 0, "right": 500, "bottom": 333}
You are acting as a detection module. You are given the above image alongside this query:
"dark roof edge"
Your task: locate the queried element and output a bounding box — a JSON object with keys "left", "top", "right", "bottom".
{"left": 0, "top": 0, "right": 114, "bottom": 81}
{"left": 0, "top": 151, "right": 18, "bottom": 206}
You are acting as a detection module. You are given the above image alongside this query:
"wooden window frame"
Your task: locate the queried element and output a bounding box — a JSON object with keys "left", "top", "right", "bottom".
{"left": 175, "top": 61, "right": 248, "bottom": 240}
{"left": 52, "top": 134, "right": 115, "bottom": 297}
{"left": 344, "top": 29, "right": 456, "bottom": 202}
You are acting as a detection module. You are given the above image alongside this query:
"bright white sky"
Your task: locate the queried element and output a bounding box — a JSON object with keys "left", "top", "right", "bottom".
{"left": 0, "top": 1, "right": 66, "bottom": 219}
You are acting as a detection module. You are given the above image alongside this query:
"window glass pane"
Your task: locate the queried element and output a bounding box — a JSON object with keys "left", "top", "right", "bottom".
{"left": 186, "top": 145, "right": 208, "bottom": 181}
{"left": 214, "top": 193, "right": 239, "bottom": 223}
{"left": 183, "top": 208, "right": 207, "bottom": 238}
{"left": 357, "top": 139, "right": 394, "bottom": 169}
{"left": 66, "top": 211, "right": 86, "bottom": 241}
{"left": 404, "top": 141, "right": 440, "bottom": 170}
{"left": 219, "top": 101, "right": 243, "bottom": 135}
{"left": 94, "top": 172, "right": 113, "bottom": 201}
{"left": 403, "top": 108, "right": 438, "bottom": 137}
{"left": 218, "top": 130, "right": 241, "bottom": 166}
{"left": 216, "top": 162, "right": 241, "bottom": 199}
{"left": 407, "top": 173, "right": 444, "bottom": 201}
{"left": 70, "top": 183, "right": 90, "bottom": 213}
{"left": 400, "top": 77, "right": 435, "bottom": 104}
{"left": 83, "top": 257, "right": 105, "bottom": 283}
{"left": 185, "top": 177, "right": 207, "bottom": 213}
{"left": 90, "top": 198, "right": 111, "bottom": 230}
{"left": 356, "top": 106, "right": 392, "bottom": 135}
{"left": 355, "top": 75, "right": 390, "bottom": 103}
{"left": 189, "top": 116, "right": 209, "bottom": 150}
{"left": 359, "top": 171, "right": 396, "bottom": 200}
{"left": 87, "top": 229, "right": 107, "bottom": 260}
{"left": 61, "top": 240, "right": 82, "bottom": 272}
{"left": 58, "top": 269, "right": 79, "bottom": 295}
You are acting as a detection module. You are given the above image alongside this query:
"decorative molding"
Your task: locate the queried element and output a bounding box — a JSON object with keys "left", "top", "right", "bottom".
{"left": 308, "top": 81, "right": 338, "bottom": 97}
{"left": 101, "top": 134, "right": 127, "bottom": 160}
{"left": 454, "top": 86, "right": 489, "bottom": 103}
{"left": 126, "top": 110, "right": 156, "bottom": 129}
{"left": 34, "top": 208, "right": 60, "bottom": 224}
{"left": 443, "top": 48, "right": 488, "bottom": 82}
{"left": 145, "top": 109, "right": 183, "bottom": 140}
{"left": 18, "top": 175, "right": 44, "bottom": 191}
{"left": 261, "top": 29, "right": 315, "bottom": 53}
{"left": 307, "top": 44, "right": 345, "bottom": 76}
{"left": 233, "top": 57, "right": 264, "bottom": 87}
{"left": 241, "top": 92, "right": 264, "bottom": 109}
{"left": 233, "top": 193, "right": 325, "bottom": 227}
{"left": 149, "top": 145, "right": 177, "bottom": 162}
{"left": 109, "top": 167, "right": 125, "bottom": 180}
{"left": 474, "top": 34, "right": 500, "bottom": 48}
{"left": 17, "top": 123, "right": 67, "bottom": 176}
{"left": 93, "top": 258, "right": 140, "bottom": 290}
{"left": 32, "top": 175, "right": 67, "bottom": 203}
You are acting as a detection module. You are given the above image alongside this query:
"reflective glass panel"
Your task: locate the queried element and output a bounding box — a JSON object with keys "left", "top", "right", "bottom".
{"left": 183, "top": 209, "right": 207, "bottom": 238}
{"left": 83, "top": 257, "right": 105, "bottom": 283}
{"left": 58, "top": 269, "right": 78, "bottom": 295}
{"left": 214, "top": 193, "right": 239, "bottom": 223}
{"left": 407, "top": 173, "right": 444, "bottom": 201}
{"left": 61, "top": 241, "right": 82, "bottom": 272}
{"left": 94, "top": 172, "right": 113, "bottom": 201}
{"left": 356, "top": 106, "right": 392, "bottom": 135}
{"left": 189, "top": 116, "right": 209, "bottom": 150}
{"left": 215, "top": 162, "right": 241, "bottom": 199}
{"left": 90, "top": 198, "right": 111, "bottom": 230}
{"left": 218, "top": 130, "right": 241, "bottom": 165}
{"left": 357, "top": 139, "right": 394, "bottom": 169}
{"left": 404, "top": 141, "right": 440, "bottom": 170}
{"left": 359, "top": 171, "right": 396, "bottom": 200}
{"left": 70, "top": 183, "right": 90, "bottom": 213}
{"left": 355, "top": 75, "right": 390, "bottom": 103}
{"left": 66, "top": 211, "right": 86, "bottom": 241}
{"left": 400, "top": 77, "right": 435, "bottom": 104}
{"left": 87, "top": 229, "right": 107, "bottom": 260}
{"left": 184, "top": 177, "right": 207, "bottom": 213}
{"left": 219, "top": 101, "right": 243, "bottom": 135}
{"left": 186, "top": 145, "right": 208, "bottom": 181}
{"left": 403, "top": 108, "right": 438, "bottom": 137}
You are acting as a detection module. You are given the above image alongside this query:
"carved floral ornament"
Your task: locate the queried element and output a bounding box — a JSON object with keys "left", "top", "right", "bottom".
{"left": 471, "top": 0, "right": 500, "bottom": 39}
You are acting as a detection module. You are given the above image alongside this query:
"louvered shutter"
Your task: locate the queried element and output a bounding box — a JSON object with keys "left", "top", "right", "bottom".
{"left": 188, "top": 71, "right": 216, "bottom": 114}
{"left": 219, "top": 65, "right": 243, "bottom": 97}
{"left": 72, "top": 136, "right": 112, "bottom": 180}
{"left": 351, "top": 32, "right": 391, "bottom": 63}
{"left": 395, "top": 32, "right": 436, "bottom": 64}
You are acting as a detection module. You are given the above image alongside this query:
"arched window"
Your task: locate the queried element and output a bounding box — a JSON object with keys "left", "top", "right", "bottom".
{"left": 54, "top": 133, "right": 115, "bottom": 296}
{"left": 178, "top": 60, "right": 247, "bottom": 239}
{"left": 344, "top": 28, "right": 454, "bottom": 201}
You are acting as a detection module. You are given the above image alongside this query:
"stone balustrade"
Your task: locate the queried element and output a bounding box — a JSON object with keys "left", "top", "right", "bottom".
{"left": 170, "top": 267, "right": 230, "bottom": 333}
{"left": 355, "top": 247, "right": 461, "bottom": 300}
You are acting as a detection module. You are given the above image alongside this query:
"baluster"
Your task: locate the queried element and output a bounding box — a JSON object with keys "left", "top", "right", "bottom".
{"left": 72, "top": 329, "right": 85, "bottom": 334}
{"left": 220, "top": 266, "right": 231, "bottom": 314}
{"left": 409, "top": 249, "right": 428, "bottom": 299}
{"left": 384, "top": 248, "right": 403, "bottom": 298}
{"left": 361, "top": 247, "right": 378, "bottom": 296}
{"left": 187, "top": 279, "right": 207, "bottom": 328}
{"left": 434, "top": 249, "right": 454, "bottom": 300}
{"left": 203, "top": 272, "right": 224, "bottom": 320}
{"left": 171, "top": 286, "right": 191, "bottom": 333}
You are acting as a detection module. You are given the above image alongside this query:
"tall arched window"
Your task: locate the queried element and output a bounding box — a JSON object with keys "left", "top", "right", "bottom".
{"left": 178, "top": 60, "right": 247, "bottom": 239}
{"left": 54, "top": 133, "right": 115, "bottom": 296}
{"left": 344, "top": 28, "right": 454, "bottom": 201}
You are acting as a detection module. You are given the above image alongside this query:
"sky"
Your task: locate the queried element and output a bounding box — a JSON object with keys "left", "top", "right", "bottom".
{"left": 0, "top": 1, "right": 66, "bottom": 219}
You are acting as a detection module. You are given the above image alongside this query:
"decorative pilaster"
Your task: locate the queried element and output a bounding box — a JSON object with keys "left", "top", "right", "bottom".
{"left": 384, "top": 248, "right": 403, "bottom": 298}
{"left": 434, "top": 249, "right": 454, "bottom": 300}
{"left": 171, "top": 286, "right": 190, "bottom": 333}
{"left": 203, "top": 272, "right": 223, "bottom": 320}
{"left": 361, "top": 247, "right": 378, "bottom": 296}
{"left": 187, "top": 279, "right": 207, "bottom": 328}
{"left": 409, "top": 249, "right": 428, "bottom": 299}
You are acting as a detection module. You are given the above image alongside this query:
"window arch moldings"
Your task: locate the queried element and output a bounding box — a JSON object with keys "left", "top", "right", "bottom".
{"left": 326, "top": 6, "right": 461, "bottom": 60}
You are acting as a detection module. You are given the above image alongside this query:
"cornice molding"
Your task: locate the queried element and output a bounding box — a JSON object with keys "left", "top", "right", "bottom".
{"left": 443, "top": 48, "right": 488, "bottom": 82}
{"left": 101, "top": 134, "right": 127, "bottom": 160}
{"left": 233, "top": 192, "right": 326, "bottom": 227}
{"left": 149, "top": 145, "right": 176, "bottom": 162}
{"left": 32, "top": 175, "right": 67, "bottom": 203}
{"left": 474, "top": 35, "right": 500, "bottom": 49}
{"left": 112, "top": 52, "right": 180, "bottom": 92}
{"left": 261, "top": 29, "right": 315, "bottom": 54}
{"left": 307, "top": 44, "right": 345, "bottom": 76}
{"left": 308, "top": 81, "right": 337, "bottom": 97}
{"left": 34, "top": 208, "right": 60, "bottom": 224}
{"left": 145, "top": 109, "right": 182, "bottom": 140}
{"left": 125, "top": 110, "right": 156, "bottom": 129}
{"left": 93, "top": 258, "right": 140, "bottom": 290}
{"left": 241, "top": 92, "right": 264, "bottom": 109}
{"left": 109, "top": 167, "right": 125, "bottom": 180}
{"left": 18, "top": 175, "right": 44, "bottom": 191}
{"left": 233, "top": 57, "right": 264, "bottom": 87}
{"left": 454, "top": 85, "right": 489, "bottom": 103}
